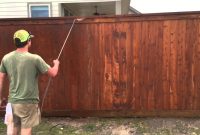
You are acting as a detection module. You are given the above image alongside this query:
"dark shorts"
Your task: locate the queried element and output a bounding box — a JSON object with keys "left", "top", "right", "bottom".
{"left": 11, "top": 104, "right": 41, "bottom": 128}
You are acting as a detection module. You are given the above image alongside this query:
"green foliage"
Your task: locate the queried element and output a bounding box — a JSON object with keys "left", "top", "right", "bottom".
{"left": 81, "top": 123, "right": 97, "bottom": 132}
{"left": 0, "top": 119, "right": 6, "bottom": 135}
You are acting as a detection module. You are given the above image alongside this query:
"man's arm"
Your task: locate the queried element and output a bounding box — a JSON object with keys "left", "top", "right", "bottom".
{"left": 0, "top": 72, "right": 6, "bottom": 106}
{"left": 47, "top": 59, "right": 60, "bottom": 77}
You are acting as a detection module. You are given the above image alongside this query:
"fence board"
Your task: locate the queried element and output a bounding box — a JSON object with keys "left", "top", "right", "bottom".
{"left": 1, "top": 12, "right": 200, "bottom": 117}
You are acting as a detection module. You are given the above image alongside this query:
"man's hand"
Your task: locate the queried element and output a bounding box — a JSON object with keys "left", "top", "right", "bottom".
{"left": 0, "top": 72, "right": 6, "bottom": 110}
{"left": 47, "top": 59, "right": 60, "bottom": 77}
{"left": 53, "top": 59, "right": 60, "bottom": 67}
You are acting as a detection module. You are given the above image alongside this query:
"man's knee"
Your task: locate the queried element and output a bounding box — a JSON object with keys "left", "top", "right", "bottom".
{"left": 21, "top": 128, "right": 32, "bottom": 135}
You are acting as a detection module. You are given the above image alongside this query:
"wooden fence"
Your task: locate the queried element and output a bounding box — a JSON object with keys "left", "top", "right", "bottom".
{"left": 1, "top": 12, "right": 200, "bottom": 117}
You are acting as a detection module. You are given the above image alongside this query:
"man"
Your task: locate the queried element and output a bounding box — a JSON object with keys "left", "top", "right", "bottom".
{"left": 0, "top": 29, "right": 60, "bottom": 135}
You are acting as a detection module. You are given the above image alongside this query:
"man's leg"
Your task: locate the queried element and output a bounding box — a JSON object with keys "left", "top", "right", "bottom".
{"left": 12, "top": 104, "right": 40, "bottom": 135}
{"left": 12, "top": 126, "right": 20, "bottom": 135}
{"left": 21, "top": 128, "right": 32, "bottom": 135}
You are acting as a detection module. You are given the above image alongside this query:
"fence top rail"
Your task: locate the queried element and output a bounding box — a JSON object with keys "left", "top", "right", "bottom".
{"left": 0, "top": 11, "right": 200, "bottom": 25}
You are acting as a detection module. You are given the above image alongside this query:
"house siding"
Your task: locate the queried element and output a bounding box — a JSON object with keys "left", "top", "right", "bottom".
{"left": 0, "top": 0, "right": 125, "bottom": 18}
{"left": 0, "top": 3, "right": 28, "bottom": 18}
{"left": 0, "top": 2, "right": 62, "bottom": 18}
{"left": 52, "top": 2, "right": 60, "bottom": 17}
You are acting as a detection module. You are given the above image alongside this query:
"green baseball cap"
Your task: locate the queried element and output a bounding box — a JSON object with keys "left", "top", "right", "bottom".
{"left": 13, "top": 29, "right": 34, "bottom": 42}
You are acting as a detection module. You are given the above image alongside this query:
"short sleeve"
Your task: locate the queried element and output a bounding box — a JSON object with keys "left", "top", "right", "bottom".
{"left": 36, "top": 56, "right": 50, "bottom": 74}
{"left": 0, "top": 58, "right": 7, "bottom": 73}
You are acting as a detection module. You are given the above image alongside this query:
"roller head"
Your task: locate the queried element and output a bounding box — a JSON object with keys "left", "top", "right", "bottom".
{"left": 76, "top": 18, "right": 85, "bottom": 22}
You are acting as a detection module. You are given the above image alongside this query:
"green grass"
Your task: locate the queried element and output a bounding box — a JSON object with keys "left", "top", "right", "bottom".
{"left": 33, "top": 120, "right": 80, "bottom": 135}
{"left": 0, "top": 118, "right": 6, "bottom": 135}
{"left": 81, "top": 123, "right": 97, "bottom": 132}
{"left": 1, "top": 117, "right": 200, "bottom": 135}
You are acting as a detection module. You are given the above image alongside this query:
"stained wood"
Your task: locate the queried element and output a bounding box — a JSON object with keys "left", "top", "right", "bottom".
{"left": 0, "top": 12, "right": 200, "bottom": 117}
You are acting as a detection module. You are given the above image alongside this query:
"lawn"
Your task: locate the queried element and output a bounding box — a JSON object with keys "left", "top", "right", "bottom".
{"left": 1, "top": 117, "right": 200, "bottom": 135}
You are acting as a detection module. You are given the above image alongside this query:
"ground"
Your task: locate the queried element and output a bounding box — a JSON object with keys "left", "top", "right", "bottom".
{"left": 1, "top": 117, "right": 200, "bottom": 135}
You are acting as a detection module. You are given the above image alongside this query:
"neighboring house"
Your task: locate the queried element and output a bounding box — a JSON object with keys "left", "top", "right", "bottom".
{"left": 129, "top": 6, "right": 141, "bottom": 14}
{"left": 0, "top": 0, "right": 132, "bottom": 18}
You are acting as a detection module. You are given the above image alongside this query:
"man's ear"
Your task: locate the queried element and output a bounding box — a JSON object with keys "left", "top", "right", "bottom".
{"left": 14, "top": 38, "right": 22, "bottom": 46}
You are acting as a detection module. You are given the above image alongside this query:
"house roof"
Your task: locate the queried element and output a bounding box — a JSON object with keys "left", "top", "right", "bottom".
{"left": 129, "top": 6, "right": 142, "bottom": 14}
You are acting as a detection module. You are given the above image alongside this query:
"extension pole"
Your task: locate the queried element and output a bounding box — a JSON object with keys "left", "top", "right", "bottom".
{"left": 57, "top": 19, "right": 76, "bottom": 60}
{"left": 41, "top": 18, "right": 84, "bottom": 113}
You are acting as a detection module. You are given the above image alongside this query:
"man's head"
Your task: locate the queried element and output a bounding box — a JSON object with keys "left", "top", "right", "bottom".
{"left": 13, "top": 29, "right": 34, "bottom": 48}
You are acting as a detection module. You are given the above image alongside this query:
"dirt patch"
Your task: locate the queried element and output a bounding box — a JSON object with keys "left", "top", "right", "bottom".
{"left": 111, "top": 125, "right": 134, "bottom": 135}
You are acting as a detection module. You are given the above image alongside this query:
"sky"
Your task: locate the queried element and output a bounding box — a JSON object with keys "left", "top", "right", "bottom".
{"left": 130, "top": 0, "right": 200, "bottom": 13}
